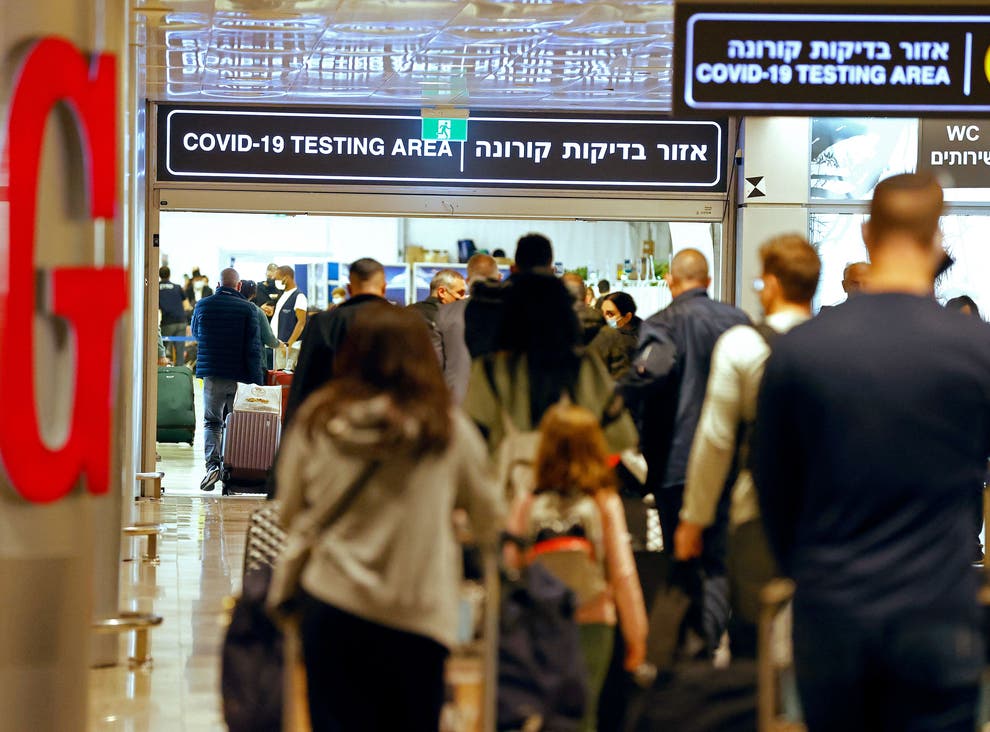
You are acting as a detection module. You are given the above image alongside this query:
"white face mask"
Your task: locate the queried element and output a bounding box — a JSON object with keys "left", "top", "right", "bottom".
{"left": 606, "top": 318, "right": 619, "bottom": 329}
{"left": 275, "top": 280, "right": 286, "bottom": 291}
{"left": 332, "top": 296, "right": 345, "bottom": 305}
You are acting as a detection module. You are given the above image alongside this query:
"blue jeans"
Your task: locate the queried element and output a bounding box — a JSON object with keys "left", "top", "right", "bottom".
{"left": 793, "top": 602, "right": 982, "bottom": 732}
{"left": 203, "top": 377, "right": 237, "bottom": 469}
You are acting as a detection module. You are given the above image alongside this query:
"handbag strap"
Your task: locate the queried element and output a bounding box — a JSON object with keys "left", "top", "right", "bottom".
{"left": 298, "top": 460, "right": 380, "bottom": 540}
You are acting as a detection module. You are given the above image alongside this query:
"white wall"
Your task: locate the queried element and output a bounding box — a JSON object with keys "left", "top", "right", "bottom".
{"left": 159, "top": 213, "right": 400, "bottom": 284}
{"left": 159, "top": 212, "right": 716, "bottom": 297}
{"left": 404, "top": 217, "right": 713, "bottom": 283}
{"left": 737, "top": 118, "right": 812, "bottom": 318}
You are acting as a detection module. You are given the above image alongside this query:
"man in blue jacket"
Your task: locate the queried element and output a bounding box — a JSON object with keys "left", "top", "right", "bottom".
{"left": 191, "top": 268, "right": 260, "bottom": 491}
{"left": 621, "top": 248, "right": 750, "bottom": 647}
{"left": 753, "top": 173, "right": 990, "bottom": 730}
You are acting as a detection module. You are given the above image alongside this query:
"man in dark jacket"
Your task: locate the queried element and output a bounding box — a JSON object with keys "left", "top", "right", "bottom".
{"left": 284, "top": 258, "right": 388, "bottom": 424}
{"left": 465, "top": 233, "right": 552, "bottom": 359}
{"left": 753, "top": 173, "right": 990, "bottom": 730}
{"left": 191, "top": 268, "right": 260, "bottom": 491}
{"left": 435, "top": 254, "right": 501, "bottom": 403}
{"left": 621, "top": 248, "right": 750, "bottom": 646}
{"left": 408, "top": 269, "right": 466, "bottom": 327}
{"left": 158, "top": 266, "right": 188, "bottom": 366}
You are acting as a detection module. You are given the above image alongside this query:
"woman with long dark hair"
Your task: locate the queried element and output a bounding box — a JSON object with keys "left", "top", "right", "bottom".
{"left": 589, "top": 291, "right": 643, "bottom": 380}
{"left": 273, "top": 303, "right": 503, "bottom": 731}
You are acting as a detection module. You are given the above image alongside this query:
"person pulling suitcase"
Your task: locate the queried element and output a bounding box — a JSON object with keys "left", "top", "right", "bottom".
{"left": 190, "top": 267, "right": 260, "bottom": 492}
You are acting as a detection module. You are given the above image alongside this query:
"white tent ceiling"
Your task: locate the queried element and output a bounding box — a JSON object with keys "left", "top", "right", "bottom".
{"left": 134, "top": 0, "right": 674, "bottom": 111}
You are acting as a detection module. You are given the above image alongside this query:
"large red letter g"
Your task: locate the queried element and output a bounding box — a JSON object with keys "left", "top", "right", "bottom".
{"left": 0, "top": 38, "right": 128, "bottom": 503}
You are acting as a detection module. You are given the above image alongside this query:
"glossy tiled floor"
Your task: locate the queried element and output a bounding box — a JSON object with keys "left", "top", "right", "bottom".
{"left": 89, "top": 495, "right": 266, "bottom": 731}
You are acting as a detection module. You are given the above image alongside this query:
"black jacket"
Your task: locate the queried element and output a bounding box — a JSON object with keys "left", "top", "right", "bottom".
{"left": 464, "top": 279, "right": 508, "bottom": 359}
{"left": 284, "top": 294, "right": 387, "bottom": 424}
{"left": 408, "top": 296, "right": 441, "bottom": 326}
{"left": 190, "top": 287, "right": 260, "bottom": 384}
{"left": 621, "top": 288, "right": 750, "bottom": 489}
{"left": 588, "top": 316, "right": 642, "bottom": 379}
{"left": 436, "top": 297, "right": 471, "bottom": 403}
{"left": 754, "top": 294, "right": 990, "bottom": 616}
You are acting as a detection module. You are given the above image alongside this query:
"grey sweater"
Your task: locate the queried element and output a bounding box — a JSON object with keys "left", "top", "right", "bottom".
{"left": 276, "top": 401, "right": 504, "bottom": 648}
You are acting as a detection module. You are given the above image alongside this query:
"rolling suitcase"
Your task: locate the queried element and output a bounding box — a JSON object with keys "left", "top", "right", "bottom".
{"left": 157, "top": 365, "right": 195, "bottom": 443}
{"left": 266, "top": 369, "right": 293, "bottom": 423}
{"left": 221, "top": 410, "right": 281, "bottom": 494}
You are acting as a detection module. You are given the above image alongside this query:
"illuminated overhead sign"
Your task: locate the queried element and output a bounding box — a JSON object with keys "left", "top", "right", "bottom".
{"left": 918, "top": 119, "right": 990, "bottom": 187}
{"left": 0, "top": 38, "right": 127, "bottom": 504}
{"left": 157, "top": 105, "right": 728, "bottom": 193}
{"left": 674, "top": 3, "right": 990, "bottom": 116}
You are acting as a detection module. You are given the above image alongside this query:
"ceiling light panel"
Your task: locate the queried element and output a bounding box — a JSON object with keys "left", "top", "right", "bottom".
{"left": 144, "top": 0, "right": 676, "bottom": 111}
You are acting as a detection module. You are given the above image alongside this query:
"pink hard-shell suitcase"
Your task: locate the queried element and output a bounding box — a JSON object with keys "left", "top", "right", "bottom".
{"left": 221, "top": 410, "right": 281, "bottom": 494}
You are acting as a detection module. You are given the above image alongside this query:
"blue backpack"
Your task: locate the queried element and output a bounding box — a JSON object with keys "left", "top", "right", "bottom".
{"left": 498, "top": 562, "right": 588, "bottom": 731}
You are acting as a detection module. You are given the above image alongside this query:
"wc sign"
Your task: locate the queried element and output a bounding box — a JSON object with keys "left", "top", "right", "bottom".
{"left": 919, "top": 118, "right": 990, "bottom": 188}
{"left": 0, "top": 37, "right": 128, "bottom": 504}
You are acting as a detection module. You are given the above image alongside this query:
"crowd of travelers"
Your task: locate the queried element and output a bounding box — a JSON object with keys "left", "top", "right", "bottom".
{"left": 195, "top": 173, "right": 990, "bottom": 731}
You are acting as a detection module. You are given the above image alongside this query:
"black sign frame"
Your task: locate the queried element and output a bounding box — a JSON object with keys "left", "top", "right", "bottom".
{"left": 675, "top": 2, "right": 990, "bottom": 117}
{"left": 156, "top": 105, "right": 729, "bottom": 194}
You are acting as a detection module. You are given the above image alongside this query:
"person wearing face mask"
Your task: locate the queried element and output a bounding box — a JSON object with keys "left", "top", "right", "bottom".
{"left": 270, "top": 265, "right": 308, "bottom": 371}
{"left": 588, "top": 292, "right": 642, "bottom": 380}
{"left": 327, "top": 287, "right": 347, "bottom": 311}
{"left": 256, "top": 262, "right": 281, "bottom": 315}
{"left": 184, "top": 268, "right": 214, "bottom": 306}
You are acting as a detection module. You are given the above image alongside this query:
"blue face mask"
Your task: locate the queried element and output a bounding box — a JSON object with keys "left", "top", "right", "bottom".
{"left": 606, "top": 318, "right": 619, "bottom": 329}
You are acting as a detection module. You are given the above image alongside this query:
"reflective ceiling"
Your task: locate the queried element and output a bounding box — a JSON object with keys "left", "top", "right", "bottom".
{"left": 134, "top": 0, "right": 674, "bottom": 112}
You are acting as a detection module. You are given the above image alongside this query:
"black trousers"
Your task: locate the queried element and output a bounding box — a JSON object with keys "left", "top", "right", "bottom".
{"left": 299, "top": 594, "right": 449, "bottom": 732}
{"left": 655, "top": 484, "right": 731, "bottom": 652}
{"left": 793, "top": 603, "right": 982, "bottom": 732}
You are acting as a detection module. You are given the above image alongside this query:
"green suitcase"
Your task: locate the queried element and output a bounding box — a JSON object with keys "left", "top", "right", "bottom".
{"left": 157, "top": 365, "right": 195, "bottom": 444}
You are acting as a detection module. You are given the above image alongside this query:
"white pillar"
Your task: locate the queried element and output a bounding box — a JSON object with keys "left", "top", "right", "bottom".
{"left": 0, "top": 1, "right": 130, "bottom": 727}
{"left": 736, "top": 118, "right": 811, "bottom": 319}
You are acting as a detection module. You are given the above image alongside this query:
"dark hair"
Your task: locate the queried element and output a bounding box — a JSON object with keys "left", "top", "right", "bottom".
{"left": 276, "top": 265, "right": 294, "bottom": 279}
{"left": 597, "top": 279, "right": 610, "bottom": 294}
{"left": 239, "top": 280, "right": 257, "bottom": 300}
{"left": 868, "top": 172, "right": 943, "bottom": 248}
{"left": 298, "top": 303, "right": 451, "bottom": 454}
{"left": 759, "top": 234, "right": 821, "bottom": 303}
{"left": 946, "top": 295, "right": 980, "bottom": 318}
{"left": 514, "top": 233, "right": 553, "bottom": 271}
{"left": 159, "top": 266, "right": 170, "bottom": 280}
{"left": 498, "top": 272, "right": 581, "bottom": 421}
{"left": 492, "top": 248, "right": 506, "bottom": 258}
{"left": 604, "top": 291, "right": 637, "bottom": 317}
{"left": 349, "top": 257, "right": 385, "bottom": 282}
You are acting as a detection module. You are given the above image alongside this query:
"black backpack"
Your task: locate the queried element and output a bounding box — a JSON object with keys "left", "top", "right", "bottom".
{"left": 221, "top": 564, "right": 284, "bottom": 732}
{"left": 498, "top": 562, "right": 589, "bottom": 731}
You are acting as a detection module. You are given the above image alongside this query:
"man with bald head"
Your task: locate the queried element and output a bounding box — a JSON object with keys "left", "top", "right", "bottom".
{"left": 753, "top": 173, "right": 990, "bottom": 730}
{"left": 284, "top": 257, "right": 389, "bottom": 425}
{"left": 436, "top": 252, "right": 502, "bottom": 403}
{"left": 621, "top": 247, "right": 749, "bottom": 647}
{"left": 190, "top": 267, "right": 261, "bottom": 491}
{"left": 841, "top": 261, "right": 870, "bottom": 297}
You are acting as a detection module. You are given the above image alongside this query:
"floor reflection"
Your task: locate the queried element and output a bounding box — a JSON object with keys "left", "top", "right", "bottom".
{"left": 89, "top": 495, "right": 265, "bottom": 731}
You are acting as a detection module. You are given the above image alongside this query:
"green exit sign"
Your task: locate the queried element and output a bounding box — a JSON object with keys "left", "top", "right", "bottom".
{"left": 421, "top": 118, "right": 468, "bottom": 142}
